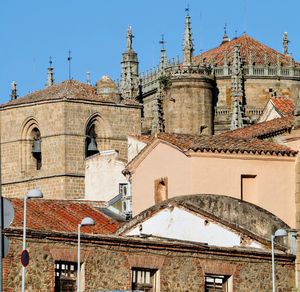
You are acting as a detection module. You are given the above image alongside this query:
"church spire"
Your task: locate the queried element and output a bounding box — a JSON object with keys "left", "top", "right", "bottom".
{"left": 182, "top": 6, "right": 194, "bottom": 66}
{"left": 120, "top": 26, "right": 139, "bottom": 99}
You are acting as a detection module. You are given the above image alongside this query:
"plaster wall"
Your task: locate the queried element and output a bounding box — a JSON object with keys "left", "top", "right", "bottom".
{"left": 131, "top": 143, "right": 295, "bottom": 227}
{"left": 85, "top": 150, "right": 127, "bottom": 201}
{"left": 132, "top": 143, "right": 192, "bottom": 215}
{"left": 126, "top": 207, "right": 262, "bottom": 248}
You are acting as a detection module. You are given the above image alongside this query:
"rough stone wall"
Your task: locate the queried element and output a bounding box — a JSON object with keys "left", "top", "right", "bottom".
{"left": 3, "top": 235, "right": 295, "bottom": 292}
{"left": 216, "top": 77, "right": 300, "bottom": 108}
{"left": 164, "top": 77, "right": 215, "bottom": 135}
{"left": 0, "top": 100, "right": 141, "bottom": 199}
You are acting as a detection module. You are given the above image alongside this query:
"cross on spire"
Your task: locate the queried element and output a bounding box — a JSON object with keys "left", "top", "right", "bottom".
{"left": 49, "top": 56, "right": 53, "bottom": 68}
{"left": 159, "top": 34, "right": 166, "bottom": 49}
{"left": 68, "top": 50, "right": 72, "bottom": 80}
{"left": 185, "top": 4, "right": 190, "bottom": 16}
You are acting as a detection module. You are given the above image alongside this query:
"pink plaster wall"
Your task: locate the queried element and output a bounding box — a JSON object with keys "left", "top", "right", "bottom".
{"left": 132, "top": 142, "right": 296, "bottom": 227}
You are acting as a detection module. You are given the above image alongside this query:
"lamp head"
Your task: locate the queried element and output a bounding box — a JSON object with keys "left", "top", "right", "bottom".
{"left": 80, "top": 217, "right": 95, "bottom": 227}
{"left": 27, "top": 189, "right": 43, "bottom": 199}
{"left": 274, "top": 228, "right": 288, "bottom": 238}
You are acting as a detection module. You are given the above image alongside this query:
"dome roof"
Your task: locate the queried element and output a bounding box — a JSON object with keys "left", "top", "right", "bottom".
{"left": 195, "top": 34, "right": 300, "bottom": 67}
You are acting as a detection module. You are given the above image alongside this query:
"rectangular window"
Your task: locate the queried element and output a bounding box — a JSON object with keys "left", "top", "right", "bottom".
{"left": 55, "top": 261, "right": 77, "bottom": 292}
{"left": 241, "top": 174, "right": 257, "bottom": 201}
{"left": 119, "top": 183, "right": 128, "bottom": 197}
{"left": 205, "top": 274, "right": 233, "bottom": 292}
{"left": 132, "top": 268, "right": 159, "bottom": 292}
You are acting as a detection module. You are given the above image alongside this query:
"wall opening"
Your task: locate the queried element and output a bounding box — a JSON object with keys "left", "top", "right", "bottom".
{"left": 154, "top": 177, "right": 168, "bottom": 204}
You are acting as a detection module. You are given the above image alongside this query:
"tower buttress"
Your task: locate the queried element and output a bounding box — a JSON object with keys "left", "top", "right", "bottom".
{"left": 182, "top": 8, "right": 194, "bottom": 66}
{"left": 120, "top": 26, "right": 139, "bottom": 99}
{"left": 230, "top": 45, "right": 244, "bottom": 129}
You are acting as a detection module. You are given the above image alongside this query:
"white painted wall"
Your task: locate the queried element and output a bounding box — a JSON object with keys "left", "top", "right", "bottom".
{"left": 126, "top": 207, "right": 263, "bottom": 248}
{"left": 85, "top": 150, "right": 127, "bottom": 201}
{"left": 128, "top": 136, "right": 148, "bottom": 162}
{"left": 258, "top": 100, "right": 281, "bottom": 122}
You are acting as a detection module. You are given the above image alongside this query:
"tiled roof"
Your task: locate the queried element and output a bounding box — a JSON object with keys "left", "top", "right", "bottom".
{"left": 222, "top": 116, "right": 294, "bottom": 139}
{"left": 194, "top": 34, "right": 299, "bottom": 67}
{"left": 8, "top": 199, "right": 122, "bottom": 235}
{"left": 271, "top": 96, "right": 295, "bottom": 116}
{"left": 128, "top": 134, "right": 154, "bottom": 144}
{"left": 125, "top": 131, "right": 297, "bottom": 174}
{"left": 1, "top": 80, "right": 140, "bottom": 107}
{"left": 158, "top": 132, "right": 296, "bottom": 156}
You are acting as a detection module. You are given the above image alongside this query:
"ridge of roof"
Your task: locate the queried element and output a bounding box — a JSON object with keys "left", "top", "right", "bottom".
{"left": 1, "top": 80, "right": 141, "bottom": 108}
{"left": 222, "top": 116, "right": 294, "bottom": 139}
{"left": 194, "top": 34, "right": 299, "bottom": 67}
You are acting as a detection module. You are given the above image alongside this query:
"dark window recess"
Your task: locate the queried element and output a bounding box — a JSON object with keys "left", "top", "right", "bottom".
{"left": 31, "top": 127, "right": 42, "bottom": 170}
{"left": 55, "top": 261, "right": 77, "bottom": 292}
{"left": 132, "top": 268, "right": 158, "bottom": 292}
{"left": 205, "top": 274, "right": 232, "bottom": 292}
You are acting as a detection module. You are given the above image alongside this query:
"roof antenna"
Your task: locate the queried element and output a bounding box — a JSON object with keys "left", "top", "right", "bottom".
{"left": 68, "top": 50, "right": 72, "bottom": 80}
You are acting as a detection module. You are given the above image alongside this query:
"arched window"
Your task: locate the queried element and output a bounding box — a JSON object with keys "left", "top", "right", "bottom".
{"left": 31, "top": 127, "right": 42, "bottom": 170}
{"left": 85, "top": 123, "right": 99, "bottom": 157}
{"left": 21, "top": 118, "right": 42, "bottom": 172}
{"left": 84, "top": 114, "right": 111, "bottom": 158}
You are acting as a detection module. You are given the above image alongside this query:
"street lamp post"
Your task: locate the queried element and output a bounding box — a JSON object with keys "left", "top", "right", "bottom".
{"left": 77, "top": 217, "right": 94, "bottom": 292}
{"left": 21, "top": 189, "right": 43, "bottom": 292}
{"left": 271, "top": 228, "right": 288, "bottom": 292}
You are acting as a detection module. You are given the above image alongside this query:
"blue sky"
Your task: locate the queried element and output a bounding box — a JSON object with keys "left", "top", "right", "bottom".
{"left": 0, "top": 0, "right": 299, "bottom": 102}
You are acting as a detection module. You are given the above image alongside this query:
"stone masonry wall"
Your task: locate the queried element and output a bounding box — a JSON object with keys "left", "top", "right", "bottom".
{"left": 0, "top": 100, "right": 141, "bottom": 199}
{"left": 3, "top": 235, "right": 295, "bottom": 292}
{"left": 164, "top": 77, "right": 215, "bottom": 135}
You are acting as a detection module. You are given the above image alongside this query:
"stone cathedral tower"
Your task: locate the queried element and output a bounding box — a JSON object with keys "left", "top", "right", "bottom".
{"left": 120, "top": 26, "right": 139, "bottom": 99}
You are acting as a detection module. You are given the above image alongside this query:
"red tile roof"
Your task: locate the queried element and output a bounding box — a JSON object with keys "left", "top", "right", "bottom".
{"left": 194, "top": 34, "right": 299, "bottom": 67}
{"left": 222, "top": 116, "right": 294, "bottom": 139}
{"left": 8, "top": 199, "right": 122, "bottom": 235}
{"left": 125, "top": 132, "right": 297, "bottom": 174}
{"left": 1, "top": 80, "right": 140, "bottom": 108}
{"left": 271, "top": 96, "right": 295, "bottom": 116}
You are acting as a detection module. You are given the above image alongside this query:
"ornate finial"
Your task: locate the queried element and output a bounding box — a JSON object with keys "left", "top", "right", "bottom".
{"left": 221, "top": 23, "right": 230, "bottom": 44}
{"left": 159, "top": 34, "right": 167, "bottom": 69}
{"left": 86, "top": 72, "right": 91, "bottom": 85}
{"left": 126, "top": 26, "right": 134, "bottom": 51}
{"left": 235, "top": 30, "right": 237, "bottom": 39}
{"left": 10, "top": 81, "right": 17, "bottom": 100}
{"left": 47, "top": 56, "right": 54, "bottom": 87}
{"left": 283, "top": 32, "right": 289, "bottom": 55}
{"left": 67, "top": 50, "right": 72, "bottom": 80}
{"left": 183, "top": 6, "right": 194, "bottom": 66}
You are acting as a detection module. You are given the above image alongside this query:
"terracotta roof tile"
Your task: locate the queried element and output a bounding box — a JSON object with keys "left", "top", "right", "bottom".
{"left": 8, "top": 199, "right": 122, "bottom": 235}
{"left": 1, "top": 80, "right": 140, "bottom": 108}
{"left": 222, "top": 116, "right": 294, "bottom": 139}
{"left": 194, "top": 34, "right": 299, "bottom": 67}
{"left": 271, "top": 96, "right": 295, "bottom": 116}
